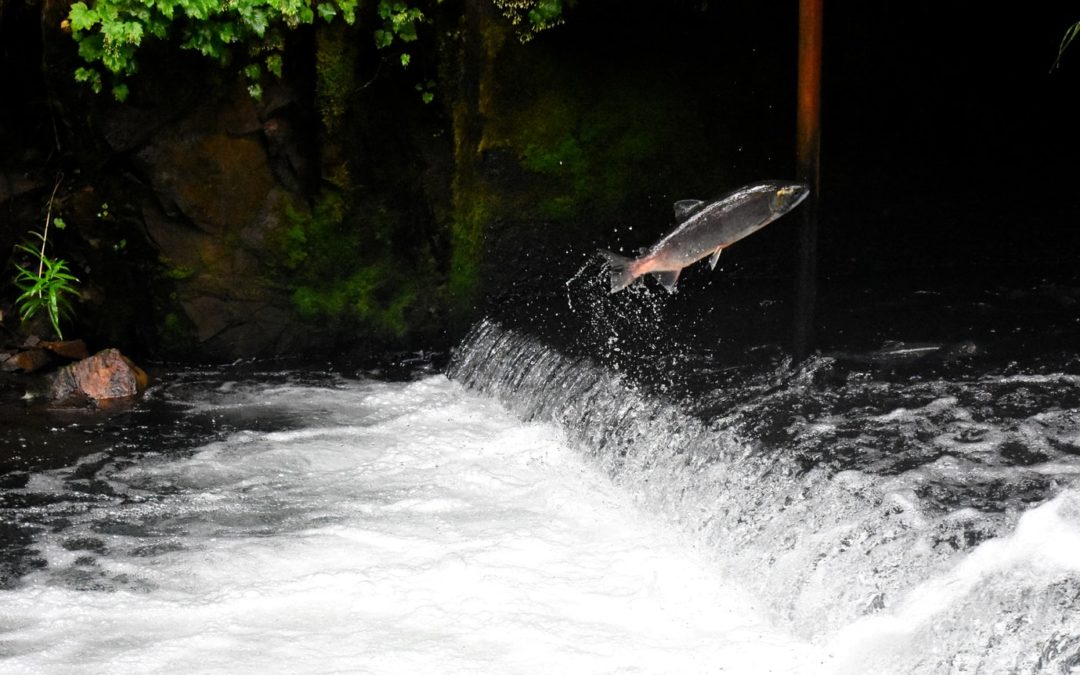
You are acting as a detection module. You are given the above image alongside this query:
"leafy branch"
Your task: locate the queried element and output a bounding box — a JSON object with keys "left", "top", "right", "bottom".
{"left": 67, "top": 0, "right": 362, "bottom": 100}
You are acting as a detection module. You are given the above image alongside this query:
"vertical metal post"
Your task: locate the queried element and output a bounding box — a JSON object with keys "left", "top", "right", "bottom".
{"left": 794, "top": 0, "right": 823, "bottom": 362}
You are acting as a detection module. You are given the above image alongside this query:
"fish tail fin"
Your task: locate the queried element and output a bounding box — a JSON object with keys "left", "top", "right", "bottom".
{"left": 599, "top": 250, "right": 637, "bottom": 293}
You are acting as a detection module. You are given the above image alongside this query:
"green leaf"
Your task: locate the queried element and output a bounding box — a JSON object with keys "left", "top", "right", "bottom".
{"left": 247, "top": 9, "right": 269, "bottom": 36}
{"left": 69, "top": 2, "right": 101, "bottom": 32}
{"left": 77, "top": 35, "right": 105, "bottom": 62}
{"left": 337, "top": 0, "right": 359, "bottom": 24}
{"left": 53, "top": 217, "right": 67, "bottom": 230}
{"left": 317, "top": 3, "right": 338, "bottom": 22}
{"left": 1055, "top": 21, "right": 1080, "bottom": 70}
{"left": 112, "top": 82, "right": 130, "bottom": 101}
{"left": 400, "top": 52, "right": 410, "bottom": 68}
{"left": 265, "top": 53, "right": 283, "bottom": 78}
{"left": 12, "top": 229, "right": 80, "bottom": 338}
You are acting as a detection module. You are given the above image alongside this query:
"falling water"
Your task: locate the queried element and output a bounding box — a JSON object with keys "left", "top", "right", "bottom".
{"left": 449, "top": 318, "right": 1080, "bottom": 673}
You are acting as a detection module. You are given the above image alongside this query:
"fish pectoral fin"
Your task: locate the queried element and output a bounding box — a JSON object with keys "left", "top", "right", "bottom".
{"left": 652, "top": 270, "right": 681, "bottom": 294}
{"left": 708, "top": 247, "right": 723, "bottom": 270}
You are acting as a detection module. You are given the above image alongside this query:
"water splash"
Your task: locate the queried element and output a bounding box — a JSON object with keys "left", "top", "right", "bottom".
{"left": 448, "top": 319, "right": 1080, "bottom": 672}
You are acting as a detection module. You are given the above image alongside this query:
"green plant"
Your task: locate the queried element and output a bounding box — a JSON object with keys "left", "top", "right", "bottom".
{"left": 1054, "top": 20, "right": 1080, "bottom": 70}
{"left": 13, "top": 231, "right": 80, "bottom": 340}
{"left": 11, "top": 178, "right": 80, "bottom": 339}
{"left": 374, "top": 0, "right": 425, "bottom": 50}
{"left": 491, "top": 0, "right": 566, "bottom": 41}
{"left": 64, "top": 0, "right": 571, "bottom": 102}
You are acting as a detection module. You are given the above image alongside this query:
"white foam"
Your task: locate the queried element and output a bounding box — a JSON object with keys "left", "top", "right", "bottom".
{"left": 827, "top": 489, "right": 1080, "bottom": 672}
{"left": 1, "top": 375, "right": 822, "bottom": 674}
{"left": 872, "top": 396, "right": 959, "bottom": 422}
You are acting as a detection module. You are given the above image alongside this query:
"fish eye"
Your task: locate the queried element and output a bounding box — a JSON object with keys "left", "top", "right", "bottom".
{"left": 771, "top": 186, "right": 801, "bottom": 211}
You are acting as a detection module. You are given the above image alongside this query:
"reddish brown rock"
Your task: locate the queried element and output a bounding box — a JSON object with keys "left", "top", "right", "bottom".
{"left": 40, "top": 339, "right": 90, "bottom": 361}
{"left": 49, "top": 349, "right": 150, "bottom": 405}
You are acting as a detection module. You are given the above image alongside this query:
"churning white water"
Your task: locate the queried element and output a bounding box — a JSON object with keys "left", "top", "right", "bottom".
{"left": 0, "top": 375, "right": 825, "bottom": 674}
{"left": 448, "top": 319, "right": 1080, "bottom": 674}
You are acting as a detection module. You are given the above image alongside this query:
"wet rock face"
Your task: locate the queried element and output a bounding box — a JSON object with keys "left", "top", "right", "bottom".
{"left": 49, "top": 348, "right": 149, "bottom": 405}
{"left": 105, "top": 81, "right": 319, "bottom": 360}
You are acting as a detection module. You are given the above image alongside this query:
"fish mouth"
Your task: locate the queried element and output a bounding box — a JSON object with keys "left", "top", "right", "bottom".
{"left": 776, "top": 183, "right": 810, "bottom": 212}
{"left": 788, "top": 184, "right": 811, "bottom": 204}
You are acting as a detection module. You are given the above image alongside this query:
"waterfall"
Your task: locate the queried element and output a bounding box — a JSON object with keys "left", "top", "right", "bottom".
{"left": 449, "top": 317, "right": 1080, "bottom": 672}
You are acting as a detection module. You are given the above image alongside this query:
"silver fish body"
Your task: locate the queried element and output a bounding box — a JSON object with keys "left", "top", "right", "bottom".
{"left": 600, "top": 180, "right": 809, "bottom": 293}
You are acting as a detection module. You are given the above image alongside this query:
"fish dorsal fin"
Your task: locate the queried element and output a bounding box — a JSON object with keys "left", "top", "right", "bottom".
{"left": 708, "top": 247, "right": 723, "bottom": 270}
{"left": 652, "top": 269, "right": 681, "bottom": 294}
{"left": 673, "top": 199, "right": 706, "bottom": 221}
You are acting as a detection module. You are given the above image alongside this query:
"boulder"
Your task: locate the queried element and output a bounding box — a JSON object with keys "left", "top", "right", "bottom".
{"left": 49, "top": 348, "right": 149, "bottom": 405}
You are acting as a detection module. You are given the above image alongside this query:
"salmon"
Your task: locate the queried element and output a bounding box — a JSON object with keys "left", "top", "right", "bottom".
{"left": 600, "top": 181, "right": 809, "bottom": 293}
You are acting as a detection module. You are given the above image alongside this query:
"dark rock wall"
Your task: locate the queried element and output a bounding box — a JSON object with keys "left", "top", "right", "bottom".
{"left": 2, "top": 2, "right": 451, "bottom": 360}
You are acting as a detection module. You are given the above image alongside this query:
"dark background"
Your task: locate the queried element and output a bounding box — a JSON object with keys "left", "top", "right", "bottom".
{"left": 485, "top": 2, "right": 1080, "bottom": 368}
{"left": 2, "top": 1, "right": 1079, "bottom": 359}
{"left": 557, "top": 2, "right": 1080, "bottom": 274}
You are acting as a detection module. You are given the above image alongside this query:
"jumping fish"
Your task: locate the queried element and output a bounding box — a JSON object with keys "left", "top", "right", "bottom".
{"left": 600, "top": 180, "right": 809, "bottom": 293}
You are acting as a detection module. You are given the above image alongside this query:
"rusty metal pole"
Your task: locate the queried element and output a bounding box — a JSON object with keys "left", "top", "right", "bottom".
{"left": 794, "top": 0, "right": 822, "bottom": 362}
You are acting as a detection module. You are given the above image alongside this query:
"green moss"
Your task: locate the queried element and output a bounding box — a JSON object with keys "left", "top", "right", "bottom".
{"left": 315, "top": 22, "right": 356, "bottom": 138}
{"left": 290, "top": 264, "right": 421, "bottom": 339}
{"left": 477, "top": 56, "right": 701, "bottom": 224}
{"left": 272, "top": 189, "right": 437, "bottom": 340}
{"left": 448, "top": 179, "right": 489, "bottom": 311}
{"left": 160, "top": 257, "right": 197, "bottom": 280}
{"left": 157, "top": 307, "right": 197, "bottom": 355}
{"left": 284, "top": 22, "right": 429, "bottom": 339}
{"left": 520, "top": 134, "right": 585, "bottom": 175}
